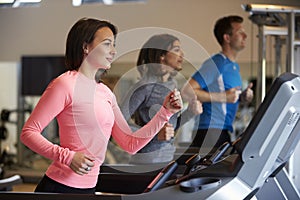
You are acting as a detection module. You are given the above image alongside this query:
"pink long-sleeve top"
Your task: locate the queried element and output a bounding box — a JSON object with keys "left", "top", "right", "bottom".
{"left": 20, "top": 70, "right": 172, "bottom": 188}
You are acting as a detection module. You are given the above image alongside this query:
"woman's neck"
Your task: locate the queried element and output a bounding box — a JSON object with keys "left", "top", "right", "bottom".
{"left": 160, "top": 72, "right": 171, "bottom": 82}
{"left": 78, "top": 62, "right": 99, "bottom": 81}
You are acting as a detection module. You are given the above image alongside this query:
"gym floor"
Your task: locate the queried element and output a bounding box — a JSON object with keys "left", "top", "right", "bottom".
{"left": 3, "top": 156, "right": 48, "bottom": 193}
{"left": 12, "top": 183, "right": 36, "bottom": 192}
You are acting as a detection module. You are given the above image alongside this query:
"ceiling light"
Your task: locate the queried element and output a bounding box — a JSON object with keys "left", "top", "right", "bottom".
{"left": 18, "top": 0, "right": 41, "bottom": 2}
{"left": 0, "top": 0, "right": 14, "bottom": 3}
{"left": 10, "top": 0, "right": 41, "bottom": 7}
{"left": 72, "top": 0, "right": 82, "bottom": 6}
{"left": 103, "top": 0, "right": 113, "bottom": 5}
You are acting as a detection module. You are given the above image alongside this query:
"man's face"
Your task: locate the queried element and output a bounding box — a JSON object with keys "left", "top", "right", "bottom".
{"left": 229, "top": 22, "right": 247, "bottom": 52}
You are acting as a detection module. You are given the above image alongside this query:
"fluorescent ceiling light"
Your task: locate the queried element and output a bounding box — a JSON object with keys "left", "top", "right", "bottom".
{"left": 18, "top": 0, "right": 41, "bottom": 2}
{"left": 0, "top": 0, "right": 41, "bottom": 3}
{"left": 0, "top": 0, "right": 41, "bottom": 7}
{"left": 0, "top": 0, "right": 14, "bottom": 3}
{"left": 72, "top": 0, "right": 146, "bottom": 7}
{"left": 11, "top": 0, "right": 41, "bottom": 7}
{"left": 103, "top": 0, "right": 113, "bottom": 5}
{"left": 72, "top": 0, "right": 82, "bottom": 6}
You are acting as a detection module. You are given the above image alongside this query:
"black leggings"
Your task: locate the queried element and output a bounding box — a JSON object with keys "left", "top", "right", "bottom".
{"left": 190, "top": 129, "right": 231, "bottom": 152}
{"left": 35, "top": 175, "right": 96, "bottom": 194}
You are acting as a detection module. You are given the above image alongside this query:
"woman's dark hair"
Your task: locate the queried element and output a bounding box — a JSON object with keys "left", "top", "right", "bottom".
{"left": 65, "top": 18, "right": 118, "bottom": 70}
{"left": 213, "top": 15, "right": 243, "bottom": 46}
{"left": 136, "top": 34, "right": 179, "bottom": 77}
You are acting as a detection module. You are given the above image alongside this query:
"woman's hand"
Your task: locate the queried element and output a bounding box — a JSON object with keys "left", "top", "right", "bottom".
{"left": 163, "top": 88, "right": 183, "bottom": 114}
{"left": 70, "top": 152, "right": 95, "bottom": 175}
{"left": 187, "top": 95, "right": 203, "bottom": 115}
{"left": 157, "top": 123, "right": 175, "bottom": 141}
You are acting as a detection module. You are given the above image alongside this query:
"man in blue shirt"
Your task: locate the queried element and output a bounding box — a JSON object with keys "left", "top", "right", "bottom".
{"left": 181, "top": 15, "right": 253, "bottom": 154}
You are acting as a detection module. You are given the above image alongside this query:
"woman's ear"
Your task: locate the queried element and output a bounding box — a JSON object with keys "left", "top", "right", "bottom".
{"left": 83, "top": 43, "right": 89, "bottom": 54}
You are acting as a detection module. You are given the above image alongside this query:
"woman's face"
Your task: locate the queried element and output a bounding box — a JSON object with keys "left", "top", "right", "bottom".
{"left": 85, "top": 27, "right": 116, "bottom": 70}
{"left": 161, "top": 40, "right": 184, "bottom": 72}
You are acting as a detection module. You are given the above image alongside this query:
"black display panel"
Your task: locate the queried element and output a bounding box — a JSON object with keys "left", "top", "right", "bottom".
{"left": 21, "top": 55, "right": 66, "bottom": 95}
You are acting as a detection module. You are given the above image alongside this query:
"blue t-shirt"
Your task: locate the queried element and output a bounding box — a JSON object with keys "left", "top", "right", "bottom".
{"left": 192, "top": 53, "right": 242, "bottom": 132}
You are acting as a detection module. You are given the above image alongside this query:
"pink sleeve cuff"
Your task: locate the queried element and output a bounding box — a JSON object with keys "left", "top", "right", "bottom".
{"left": 160, "top": 106, "right": 174, "bottom": 120}
{"left": 65, "top": 150, "right": 76, "bottom": 166}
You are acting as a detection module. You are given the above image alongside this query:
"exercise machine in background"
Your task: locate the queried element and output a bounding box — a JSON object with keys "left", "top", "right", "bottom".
{"left": 0, "top": 109, "right": 30, "bottom": 191}
{"left": 243, "top": 3, "right": 300, "bottom": 193}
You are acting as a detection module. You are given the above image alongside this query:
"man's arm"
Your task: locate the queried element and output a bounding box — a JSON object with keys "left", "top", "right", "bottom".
{"left": 239, "top": 82, "right": 254, "bottom": 105}
{"left": 181, "top": 78, "right": 240, "bottom": 103}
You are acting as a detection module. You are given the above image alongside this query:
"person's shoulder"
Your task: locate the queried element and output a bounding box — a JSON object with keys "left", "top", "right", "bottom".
{"left": 203, "top": 53, "right": 226, "bottom": 68}
{"left": 98, "top": 83, "right": 118, "bottom": 104}
{"left": 201, "top": 53, "right": 223, "bottom": 68}
{"left": 50, "top": 70, "right": 76, "bottom": 89}
{"left": 211, "top": 53, "right": 226, "bottom": 62}
{"left": 133, "top": 79, "right": 156, "bottom": 91}
{"left": 54, "top": 70, "right": 74, "bottom": 80}
{"left": 100, "top": 82, "right": 114, "bottom": 93}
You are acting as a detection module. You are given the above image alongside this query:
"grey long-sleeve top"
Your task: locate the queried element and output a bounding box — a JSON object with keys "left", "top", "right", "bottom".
{"left": 120, "top": 76, "right": 194, "bottom": 153}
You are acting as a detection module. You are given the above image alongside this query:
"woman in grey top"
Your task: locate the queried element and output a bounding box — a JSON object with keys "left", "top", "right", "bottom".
{"left": 120, "top": 34, "right": 202, "bottom": 164}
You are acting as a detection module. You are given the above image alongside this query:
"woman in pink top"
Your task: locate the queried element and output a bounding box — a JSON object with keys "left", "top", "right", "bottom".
{"left": 20, "top": 18, "right": 182, "bottom": 194}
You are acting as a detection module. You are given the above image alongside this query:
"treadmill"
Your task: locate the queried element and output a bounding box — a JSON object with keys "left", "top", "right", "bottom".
{"left": 1, "top": 72, "right": 300, "bottom": 200}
